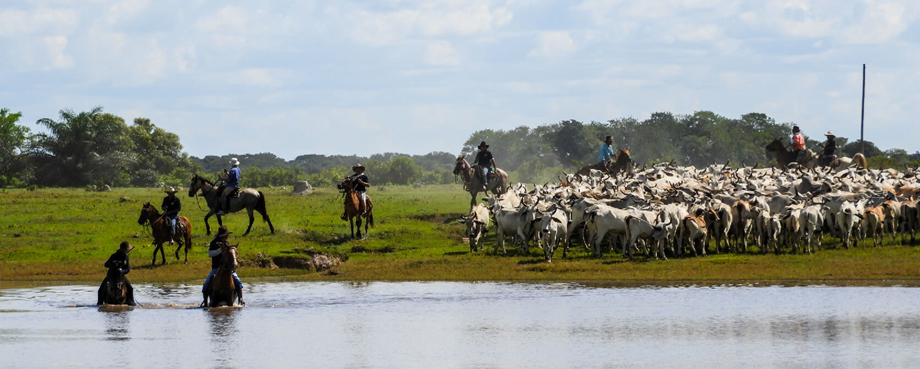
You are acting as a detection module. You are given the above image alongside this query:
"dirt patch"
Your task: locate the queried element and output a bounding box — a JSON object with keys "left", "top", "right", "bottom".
{"left": 410, "top": 213, "right": 464, "bottom": 224}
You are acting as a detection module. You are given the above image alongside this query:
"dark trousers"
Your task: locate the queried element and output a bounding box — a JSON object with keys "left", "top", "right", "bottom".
{"left": 97, "top": 277, "right": 136, "bottom": 306}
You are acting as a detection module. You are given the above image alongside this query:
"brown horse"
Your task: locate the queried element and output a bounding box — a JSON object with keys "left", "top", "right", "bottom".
{"left": 453, "top": 156, "right": 509, "bottom": 209}
{"left": 339, "top": 177, "right": 374, "bottom": 239}
{"left": 206, "top": 243, "right": 242, "bottom": 307}
{"left": 577, "top": 148, "right": 633, "bottom": 177}
{"left": 765, "top": 138, "right": 797, "bottom": 168}
{"left": 188, "top": 175, "right": 275, "bottom": 236}
{"left": 101, "top": 263, "right": 128, "bottom": 305}
{"left": 138, "top": 202, "right": 193, "bottom": 265}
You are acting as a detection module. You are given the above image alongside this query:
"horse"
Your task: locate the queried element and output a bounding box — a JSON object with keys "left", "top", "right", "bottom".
{"left": 188, "top": 175, "right": 275, "bottom": 236}
{"left": 206, "top": 242, "right": 243, "bottom": 307}
{"left": 339, "top": 177, "right": 374, "bottom": 239}
{"left": 576, "top": 148, "right": 633, "bottom": 177}
{"left": 765, "top": 138, "right": 797, "bottom": 168}
{"left": 101, "top": 263, "right": 128, "bottom": 305}
{"left": 138, "top": 202, "right": 193, "bottom": 265}
{"left": 453, "top": 156, "right": 509, "bottom": 209}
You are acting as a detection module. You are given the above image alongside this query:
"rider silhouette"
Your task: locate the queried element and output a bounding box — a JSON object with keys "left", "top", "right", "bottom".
{"left": 474, "top": 141, "right": 496, "bottom": 188}
{"left": 97, "top": 241, "right": 136, "bottom": 306}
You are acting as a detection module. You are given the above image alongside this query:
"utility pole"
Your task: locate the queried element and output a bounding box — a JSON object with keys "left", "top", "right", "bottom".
{"left": 860, "top": 64, "right": 866, "bottom": 154}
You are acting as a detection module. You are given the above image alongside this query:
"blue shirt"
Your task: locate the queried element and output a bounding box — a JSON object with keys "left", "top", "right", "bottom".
{"left": 227, "top": 167, "right": 241, "bottom": 188}
{"left": 598, "top": 144, "right": 614, "bottom": 162}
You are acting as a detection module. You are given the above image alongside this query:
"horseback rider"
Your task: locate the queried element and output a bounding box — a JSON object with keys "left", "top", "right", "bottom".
{"left": 818, "top": 131, "right": 838, "bottom": 167}
{"left": 790, "top": 126, "right": 805, "bottom": 162}
{"left": 97, "top": 241, "right": 137, "bottom": 306}
{"left": 202, "top": 226, "right": 243, "bottom": 306}
{"left": 216, "top": 158, "right": 241, "bottom": 215}
{"left": 474, "top": 141, "right": 496, "bottom": 187}
{"left": 597, "top": 136, "right": 615, "bottom": 165}
{"left": 161, "top": 187, "right": 181, "bottom": 245}
{"left": 341, "top": 164, "right": 371, "bottom": 220}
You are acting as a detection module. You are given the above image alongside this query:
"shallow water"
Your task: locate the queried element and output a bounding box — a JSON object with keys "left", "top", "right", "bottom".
{"left": 2, "top": 282, "right": 919, "bottom": 368}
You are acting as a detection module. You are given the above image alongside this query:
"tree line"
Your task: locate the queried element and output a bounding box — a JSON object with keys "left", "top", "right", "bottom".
{"left": 2, "top": 107, "right": 917, "bottom": 189}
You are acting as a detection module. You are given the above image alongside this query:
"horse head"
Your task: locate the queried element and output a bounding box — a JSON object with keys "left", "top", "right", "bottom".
{"left": 220, "top": 243, "right": 239, "bottom": 272}
{"left": 137, "top": 202, "right": 156, "bottom": 225}
{"left": 453, "top": 156, "right": 468, "bottom": 175}
{"left": 188, "top": 175, "right": 203, "bottom": 197}
{"left": 618, "top": 148, "right": 631, "bottom": 161}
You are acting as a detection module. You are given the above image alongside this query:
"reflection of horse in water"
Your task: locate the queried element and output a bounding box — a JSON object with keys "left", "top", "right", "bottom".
{"left": 137, "top": 202, "right": 192, "bottom": 265}
{"left": 206, "top": 243, "right": 243, "bottom": 307}
{"left": 188, "top": 175, "right": 275, "bottom": 236}
{"left": 577, "top": 148, "right": 633, "bottom": 177}
{"left": 338, "top": 177, "right": 374, "bottom": 239}
{"left": 453, "top": 156, "right": 509, "bottom": 209}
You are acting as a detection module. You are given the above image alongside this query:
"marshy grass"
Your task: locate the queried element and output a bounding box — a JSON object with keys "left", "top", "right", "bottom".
{"left": 3, "top": 185, "right": 920, "bottom": 285}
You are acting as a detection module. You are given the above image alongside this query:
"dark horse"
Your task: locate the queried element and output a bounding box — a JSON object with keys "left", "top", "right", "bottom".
{"left": 338, "top": 177, "right": 374, "bottom": 239}
{"left": 765, "top": 138, "right": 798, "bottom": 168}
{"left": 576, "top": 148, "right": 633, "bottom": 177}
{"left": 101, "top": 263, "right": 129, "bottom": 305}
{"left": 205, "top": 242, "right": 243, "bottom": 307}
{"left": 188, "top": 175, "right": 275, "bottom": 236}
{"left": 138, "top": 202, "right": 193, "bottom": 265}
{"left": 453, "top": 156, "right": 509, "bottom": 209}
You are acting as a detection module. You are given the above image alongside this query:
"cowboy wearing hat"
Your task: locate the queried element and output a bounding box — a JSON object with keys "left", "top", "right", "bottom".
{"left": 597, "top": 136, "right": 615, "bottom": 164}
{"left": 474, "top": 141, "right": 497, "bottom": 187}
{"left": 819, "top": 131, "right": 838, "bottom": 167}
{"left": 341, "top": 164, "right": 371, "bottom": 220}
{"left": 217, "top": 158, "right": 242, "bottom": 215}
{"left": 202, "top": 226, "right": 243, "bottom": 306}
{"left": 790, "top": 126, "right": 805, "bottom": 162}
{"left": 161, "top": 187, "right": 182, "bottom": 245}
{"left": 97, "top": 241, "right": 137, "bottom": 306}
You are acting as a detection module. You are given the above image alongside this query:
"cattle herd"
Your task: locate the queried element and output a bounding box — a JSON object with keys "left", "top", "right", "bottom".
{"left": 460, "top": 162, "right": 920, "bottom": 262}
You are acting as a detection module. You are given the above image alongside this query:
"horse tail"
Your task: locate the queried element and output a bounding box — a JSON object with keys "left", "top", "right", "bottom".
{"left": 854, "top": 153, "right": 867, "bottom": 169}
{"left": 367, "top": 212, "right": 374, "bottom": 227}
{"left": 256, "top": 191, "right": 270, "bottom": 222}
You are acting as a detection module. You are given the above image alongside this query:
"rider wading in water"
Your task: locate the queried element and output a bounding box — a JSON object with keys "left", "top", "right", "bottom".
{"left": 97, "top": 241, "right": 137, "bottom": 306}
{"left": 474, "top": 141, "right": 496, "bottom": 190}
{"left": 201, "top": 226, "right": 244, "bottom": 306}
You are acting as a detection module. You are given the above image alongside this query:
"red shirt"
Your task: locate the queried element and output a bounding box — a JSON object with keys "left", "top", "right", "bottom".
{"left": 791, "top": 133, "right": 805, "bottom": 151}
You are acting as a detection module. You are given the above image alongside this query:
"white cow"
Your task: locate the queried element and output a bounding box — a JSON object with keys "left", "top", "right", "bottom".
{"left": 534, "top": 207, "right": 569, "bottom": 262}
{"left": 836, "top": 201, "right": 863, "bottom": 249}
{"left": 491, "top": 205, "right": 536, "bottom": 254}
{"left": 584, "top": 204, "right": 631, "bottom": 258}
{"left": 460, "top": 204, "right": 490, "bottom": 252}
{"left": 624, "top": 214, "right": 669, "bottom": 260}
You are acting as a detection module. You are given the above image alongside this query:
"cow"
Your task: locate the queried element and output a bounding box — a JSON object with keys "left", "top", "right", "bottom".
{"left": 491, "top": 204, "right": 536, "bottom": 254}
{"left": 679, "top": 208, "right": 712, "bottom": 257}
{"left": 730, "top": 199, "right": 755, "bottom": 252}
{"left": 860, "top": 206, "right": 885, "bottom": 248}
{"left": 460, "top": 204, "right": 490, "bottom": 252}
{"left": 799, "top": 204, "right": 826, "bottom": 254}
{"left": 533, "top": 207, "right": 569, "bottom": 262}
{"left": 624, "top": 214, "right": 670, "bottom": 260}
{"left": 836, "top": 201, "right": 863, "bottom": 249}
{"left": 584, "top": 204, "right": 631, "bottom": 258}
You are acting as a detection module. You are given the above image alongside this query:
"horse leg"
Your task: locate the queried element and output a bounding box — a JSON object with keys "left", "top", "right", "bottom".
{"left": 244, "top": 208, "right": 255, "bottom": 236}
{"left": 152, "top": 244, "right": 160, "bottom": 265}
{"left": 204, "top": 212, "right": 214, "bottom": 236}
{"left": 356, "top": 217, "right": 363, "bottom": 239}
{"left": 363, "top": 214, "right": 369, "bottom": 238}
{"left": 349, "top": 217, "right": 356, "bottom": 239}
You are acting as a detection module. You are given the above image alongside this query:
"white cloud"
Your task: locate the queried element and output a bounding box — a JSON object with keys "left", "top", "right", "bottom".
{"left": 44, "top": 36, "right": 74, "bottom": 69}
{"left": 349, "top": 1, "right": 513, "bottom": 46}
{"left": 528, "top": 31, "right": 575, "bottom": 58}
{"left": 105, "top": 0, "right": 149, "bottom": 25}
{"left": 425, "top": 40, "right": 461, "bottom": 66}
{"left": 0, "top": 8, "right": 79, "bottom": 37}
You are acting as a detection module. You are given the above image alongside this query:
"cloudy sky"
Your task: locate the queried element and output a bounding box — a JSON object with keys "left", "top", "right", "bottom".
{"left": 2, "top": 0, "right": 918, "bottom": 159}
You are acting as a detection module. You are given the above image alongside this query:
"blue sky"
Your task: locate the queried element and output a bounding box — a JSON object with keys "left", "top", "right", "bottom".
{"left": 2, "top": 0, "right": 918, "bottom": 159}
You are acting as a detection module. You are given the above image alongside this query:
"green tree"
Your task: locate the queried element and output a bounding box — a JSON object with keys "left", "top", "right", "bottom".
{"left": 126, "top": 118, "right": 197, "bottom": 187}
{"left": 33, "top": 108, "right": 131, "bottom": 187}
{"left": 0, "top": 108, "right": 32, "bottom": 186}
{"left": 841, "top": 140, "right": 883, "bottom": 158}
{"left": 550, "top": 120, "right": 594, "bottom": 167}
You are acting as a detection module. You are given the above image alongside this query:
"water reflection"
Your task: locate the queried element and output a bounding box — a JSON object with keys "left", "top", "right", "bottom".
{"left": 207, "top": 309, "right": 239, "bottom": 368}
{"left": 102, "top": 310, "right": 130, "bottom": 341}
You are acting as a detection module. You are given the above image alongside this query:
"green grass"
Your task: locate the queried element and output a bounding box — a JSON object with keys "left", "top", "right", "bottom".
{"left": 3, "top": 185, "right": 920, "bottom": 285}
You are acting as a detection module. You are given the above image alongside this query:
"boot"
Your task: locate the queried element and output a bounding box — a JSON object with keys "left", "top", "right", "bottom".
{"left": 236, "top": 288, "right": 245, "bottom": 305}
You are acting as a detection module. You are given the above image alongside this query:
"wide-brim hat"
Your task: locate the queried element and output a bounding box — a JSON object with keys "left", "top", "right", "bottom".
{"left": 352, "top": 163, "right": 365, "bottom": 171}
{"left": 215, "top": 226, "right": 232, "bottom": 238}
{"left": 478, "top": 141, "right": 489, "bottom": 148}
{"left": 229, "top": 158, "right": 240, "bottom": 166}
{"left": 824, "top": 131, "right": 835, "bottom": 137}
{"left": 119, "top": 241, "right": 135, "bottom": 253}
{"left": 165, "top": 187, "right": 178, "bottom": 194}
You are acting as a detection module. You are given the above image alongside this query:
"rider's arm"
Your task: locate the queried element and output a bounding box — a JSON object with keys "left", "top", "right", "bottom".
{"left": 121, "top": 255, "right": 130, "bottom": 274}
{"left": 208, "top": 249, "right": 221, "bottom": 257}
{"left": 491, "top": 158, "right": 497, "bottom": 169}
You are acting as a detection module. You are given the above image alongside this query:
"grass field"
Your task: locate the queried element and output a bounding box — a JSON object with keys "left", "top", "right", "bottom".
{"left": 3, "top": 184, "right": 920, "bottom": 286}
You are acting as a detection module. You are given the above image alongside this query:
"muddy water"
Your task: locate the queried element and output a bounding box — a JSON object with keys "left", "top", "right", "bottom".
{"left": 2, "top": 282, "right": 919, "bottom": 368}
